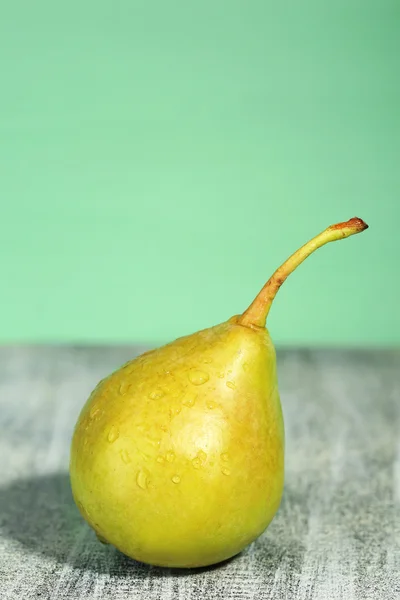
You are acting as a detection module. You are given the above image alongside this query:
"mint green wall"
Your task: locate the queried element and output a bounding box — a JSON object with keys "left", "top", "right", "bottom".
{"left": 1, "top": 2, "right": 399, "bottom": 346}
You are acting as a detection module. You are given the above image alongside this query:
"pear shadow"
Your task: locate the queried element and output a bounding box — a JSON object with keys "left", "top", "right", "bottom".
{"left": 0, "top": 472, "right": 241, "bottom": 577}
{"left": 0, "top": 472, "right": 114, "bottom": 574}
{"left": 0, "top": 472, "right": 305, "bottom": 579}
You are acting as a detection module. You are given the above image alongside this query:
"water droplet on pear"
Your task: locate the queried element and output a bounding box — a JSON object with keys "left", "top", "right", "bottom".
{"left": 149, "top": 388, "right": 164, "bottom": 400}
{"left": 166, "top": 451, "right": 175, "bottom": 463}
{"left": 107, "top": 426, "right": 119, "bottom": 443}
{"left": 136, "top": 470, "right": 148, "bottom": 490}
{"left": 183, "top": 393, "right": 197, "bottom": 408}
{"left": 188, "top": 369, "right": 209, "bottom": 386}
{"left": 120, "top": 449, "right": 131, "bottom": 464}
{"left": 90, "top": 405, "right": 100, "bottom": 419}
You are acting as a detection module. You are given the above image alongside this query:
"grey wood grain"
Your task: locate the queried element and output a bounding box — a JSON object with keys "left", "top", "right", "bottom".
{"left": 0, "top": 346, "right": 399, "bottom": 599}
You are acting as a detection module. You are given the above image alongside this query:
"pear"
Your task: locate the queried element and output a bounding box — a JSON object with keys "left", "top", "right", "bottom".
{"left": 70, "top": 217, "right": 368, "bottom": 568}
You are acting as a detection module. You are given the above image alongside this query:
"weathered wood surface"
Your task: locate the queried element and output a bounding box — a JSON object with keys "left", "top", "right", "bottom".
{"left": 0, "top": 346, "right": 399, "bottom": 599}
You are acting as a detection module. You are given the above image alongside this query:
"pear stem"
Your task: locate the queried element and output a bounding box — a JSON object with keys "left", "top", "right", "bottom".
{"left": 238, "top": 217, "right": 368, "bottom": 328}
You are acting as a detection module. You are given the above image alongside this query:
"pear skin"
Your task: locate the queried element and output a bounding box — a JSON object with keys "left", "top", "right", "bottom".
{"left": 70, "top": 317, "right": 283, "bottom": 567}
{"left": 70, "top": 217, "right": 368, "bottom": 568}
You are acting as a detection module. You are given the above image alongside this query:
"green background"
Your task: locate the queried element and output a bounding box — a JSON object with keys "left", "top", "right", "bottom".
{"left": 1, "top": 1, "right": 399, "bottom": 346}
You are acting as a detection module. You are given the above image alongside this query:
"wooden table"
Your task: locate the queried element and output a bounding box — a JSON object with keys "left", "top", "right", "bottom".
{"left": 0, "top": 346, "right": 399, "bottom": 599}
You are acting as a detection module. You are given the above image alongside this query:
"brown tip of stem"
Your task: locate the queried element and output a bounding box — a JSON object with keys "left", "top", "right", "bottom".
{"left": 329, "top": 217, "right": 369, "bottom": 232}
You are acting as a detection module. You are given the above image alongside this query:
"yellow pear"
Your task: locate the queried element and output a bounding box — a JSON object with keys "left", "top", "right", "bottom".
{"left": 70, "top": 217, "right": 368, "bottom": 568}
